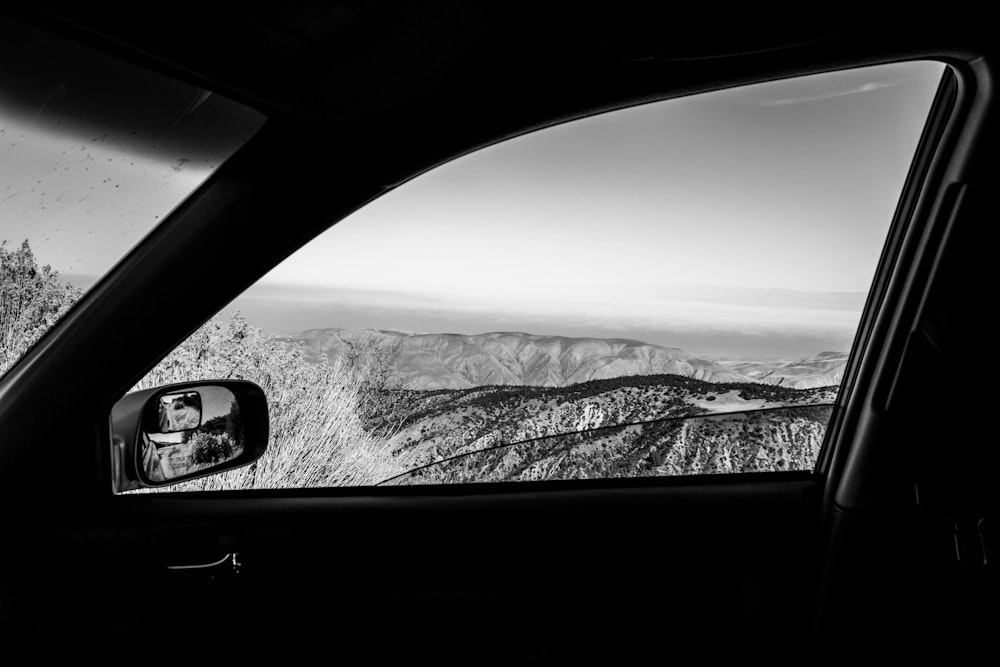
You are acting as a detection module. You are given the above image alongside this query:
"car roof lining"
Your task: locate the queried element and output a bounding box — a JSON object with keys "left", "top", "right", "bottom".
{"left": 19, "top": 6, "right": 851, "bottom": 119}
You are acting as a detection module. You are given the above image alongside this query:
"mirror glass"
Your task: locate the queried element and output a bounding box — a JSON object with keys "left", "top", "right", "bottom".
{"left": 142, "top": 385, "right": 245, "bottom": 482}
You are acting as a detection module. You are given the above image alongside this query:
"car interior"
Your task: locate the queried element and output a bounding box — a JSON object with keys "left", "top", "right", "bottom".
{"left": 0, "top": 5, "right": 995, "bottom": 654}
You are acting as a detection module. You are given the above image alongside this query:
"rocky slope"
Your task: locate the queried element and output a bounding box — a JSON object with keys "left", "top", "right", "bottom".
{"left": 378, "top": 374, "right": 836, "bottom": 485}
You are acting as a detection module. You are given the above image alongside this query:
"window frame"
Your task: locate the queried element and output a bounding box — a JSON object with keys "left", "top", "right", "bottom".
{"left": 814, "top": 64, "right": 961, "bottom": 479}
{"left": 103, "top": 60, "right": 962, "bottom": 497}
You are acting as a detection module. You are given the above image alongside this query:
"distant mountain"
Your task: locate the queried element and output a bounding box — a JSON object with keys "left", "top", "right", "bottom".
{"left": 281, "top": 329, "right": 754, "bottom": 389}
{"left": 721, "top": 351, "right": 848, "bottom": 389}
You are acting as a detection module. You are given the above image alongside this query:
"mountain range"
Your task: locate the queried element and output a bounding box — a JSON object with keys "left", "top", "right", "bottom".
{"left": 721, "top": 350, "right": 848, "bottom": 389}
{"left": 281, "top": 329, "right": 847, "bottom": 390}
{"left": 274, "top": 328, "right": 844, "bottom": 484}
{"left": 284, "top": 329, "right": 745, "bottom": 388}
{"left": 281, "top": 328, "right": 847, "bottom": 390}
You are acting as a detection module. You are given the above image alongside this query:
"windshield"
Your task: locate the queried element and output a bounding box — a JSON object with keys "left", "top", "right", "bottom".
{"left": 0, "top": 16, "right": 265, "bottom": 378}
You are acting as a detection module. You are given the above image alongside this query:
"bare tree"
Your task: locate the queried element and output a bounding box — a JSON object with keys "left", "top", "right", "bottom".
{"left": 339, "top": 334, "right": 407, "bottom": 436}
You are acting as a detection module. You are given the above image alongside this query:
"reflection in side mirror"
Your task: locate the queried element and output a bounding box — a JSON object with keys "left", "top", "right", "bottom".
{"left": 110, "top": 379, "right": 268, "bottom": 492}
{"left": 156, "top": 391, "right": 203, "bottom": 433}
{"left": 143, "top": 386, "right": 244, "bottom": 483}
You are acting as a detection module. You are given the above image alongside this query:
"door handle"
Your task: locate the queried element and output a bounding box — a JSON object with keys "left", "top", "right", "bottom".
{"left": 165, "top": 552, "right": 242, "bottom": 573}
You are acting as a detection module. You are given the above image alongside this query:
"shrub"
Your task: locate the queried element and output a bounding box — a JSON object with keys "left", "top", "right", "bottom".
{"left": 189, "top": 431, "right": 236, "bottom": 466}
{"left": 0, "top": 240, "right": 82, "bottom": 377}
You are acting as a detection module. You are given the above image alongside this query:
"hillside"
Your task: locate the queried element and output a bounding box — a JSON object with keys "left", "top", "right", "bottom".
{"left": 282, "top": 329, "right": 754, "bottom": 389}
{"left": 722, "top": 351, "right": 848, "bottom": 389}
{"left": 379, "top": 373, "right": 836, "bottom": 485}
{"left": 276, "top": 327, "right": 842, "bottom": 486}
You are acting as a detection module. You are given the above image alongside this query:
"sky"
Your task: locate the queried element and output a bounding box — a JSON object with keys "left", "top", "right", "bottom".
{"left": 225, "top": 59, "right": 945, "bottom": 358}
{"left": 0, "top": 19, "right": 944, "bottom": 361}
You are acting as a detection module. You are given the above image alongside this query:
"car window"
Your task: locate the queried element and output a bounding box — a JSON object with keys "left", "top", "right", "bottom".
{"left": 124, "top": 60, "right": 945, "bottom": 492}
{"left": 0, "top": 16, "right": 265, "bottom": 378}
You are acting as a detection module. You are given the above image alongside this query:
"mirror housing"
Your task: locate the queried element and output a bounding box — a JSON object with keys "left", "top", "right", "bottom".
{"left": 111, "top": 380, "right": 268, "bottom": 492}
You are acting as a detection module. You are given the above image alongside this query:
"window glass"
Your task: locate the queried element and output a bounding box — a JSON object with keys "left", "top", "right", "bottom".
{"left": 0, "top": 16, "right": 265, "bottom": 378}
{"left": 127, "top": 60, "right": 945, "bottom": 491}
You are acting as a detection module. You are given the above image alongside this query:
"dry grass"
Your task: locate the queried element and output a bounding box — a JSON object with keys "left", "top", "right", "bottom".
{"left": 132, "top": 314, "right": 415, "bottom": 492}
{"left": 2, "top": 239, "right": 410, "bottom": 491}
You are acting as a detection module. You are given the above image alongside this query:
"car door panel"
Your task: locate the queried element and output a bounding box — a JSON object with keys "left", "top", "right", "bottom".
{"left": 4, "top": 475, "right": 821, "bottom": 652}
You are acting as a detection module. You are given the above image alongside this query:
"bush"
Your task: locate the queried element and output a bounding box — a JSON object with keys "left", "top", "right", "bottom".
{"left": 188, "top": 431, "right": 236, "bottom": 466}
{"left": 0, "top": 240, "right": 82, "bottom": 377}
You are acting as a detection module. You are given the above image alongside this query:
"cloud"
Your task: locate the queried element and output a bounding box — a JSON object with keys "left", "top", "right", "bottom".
{"left": 757, "top": 81, "right": 897, "bottom": 107}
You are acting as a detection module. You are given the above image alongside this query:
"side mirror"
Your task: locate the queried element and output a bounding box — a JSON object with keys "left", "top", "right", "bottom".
{"left": 111, "top": 380, "right": 268, "bottom": 492}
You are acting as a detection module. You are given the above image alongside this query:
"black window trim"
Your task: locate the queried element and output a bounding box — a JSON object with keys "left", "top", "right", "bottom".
{"left": 815, "top": 62, "right": 962, "bottom": 483}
